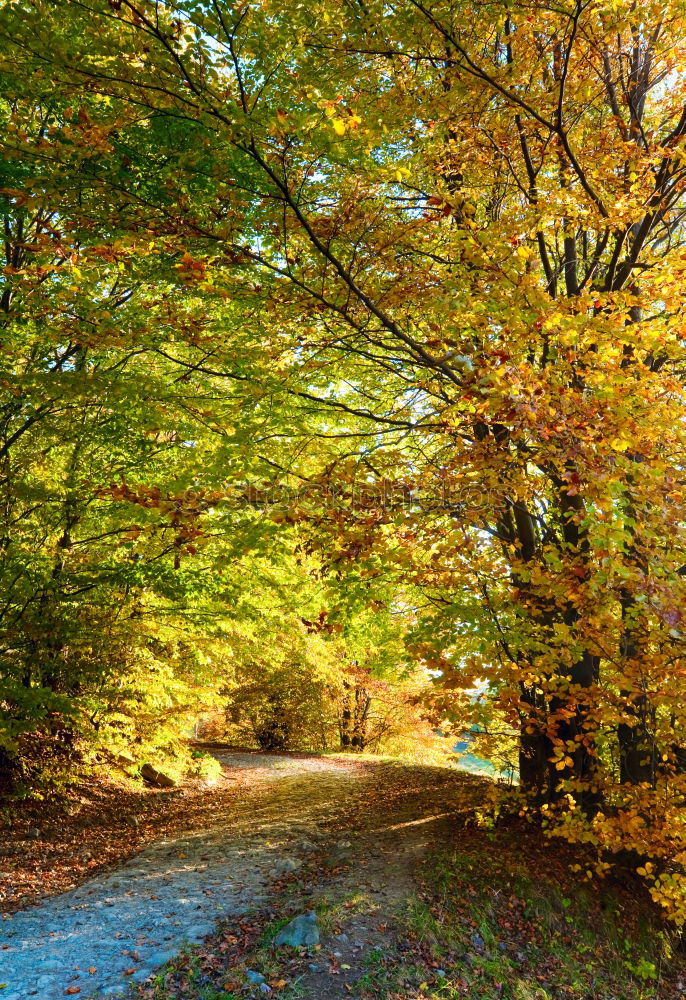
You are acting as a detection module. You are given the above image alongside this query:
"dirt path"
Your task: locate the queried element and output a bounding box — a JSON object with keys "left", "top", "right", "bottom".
{"left": 0, "top": 753, "right": 485, "bottom": 1000}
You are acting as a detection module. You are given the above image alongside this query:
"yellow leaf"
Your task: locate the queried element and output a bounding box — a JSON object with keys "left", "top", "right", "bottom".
{"left": 332, "top": 119, "right": 346, "bottom": 135}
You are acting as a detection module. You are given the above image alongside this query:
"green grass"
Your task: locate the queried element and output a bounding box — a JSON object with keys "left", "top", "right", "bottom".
{"left": 378, "top": 825, "right": 680, "bottom": 1000}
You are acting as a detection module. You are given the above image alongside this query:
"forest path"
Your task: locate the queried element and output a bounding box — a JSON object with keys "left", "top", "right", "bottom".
{"left": 0, "top": 752, "right": 485, "bottom": 1000}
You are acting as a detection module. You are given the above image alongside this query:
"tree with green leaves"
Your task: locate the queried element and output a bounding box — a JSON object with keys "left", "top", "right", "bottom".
{"left": 6, "top": 0, "right": 686, "bottom": 921}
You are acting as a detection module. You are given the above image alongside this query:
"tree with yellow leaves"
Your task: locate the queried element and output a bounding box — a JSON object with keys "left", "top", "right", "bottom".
{"left": 5, "top": 0, "right": 686, "bottom": 919}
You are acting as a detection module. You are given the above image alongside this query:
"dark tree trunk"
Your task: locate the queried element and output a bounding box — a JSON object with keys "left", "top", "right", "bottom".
{"left": 339, "top": 683, "right": 371, "bottom": 751}
{"left": 618, "top": 594, "right": 656, "bottom": 786}
{"left": 351, "top": 687, "right": 371, "bottom": 750}
{"left": 339, "top": 682, "right": 352, "bottom": 750}
{"left": 0, "top": 745, "right": 17, "bottom": 795}
{"left": 519, "top": 684, "right": 552, "bottom": 803}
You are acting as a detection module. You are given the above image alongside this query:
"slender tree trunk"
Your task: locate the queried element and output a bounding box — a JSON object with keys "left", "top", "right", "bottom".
{"left": 339, "top": 682, "right": 352, "bottom": 750}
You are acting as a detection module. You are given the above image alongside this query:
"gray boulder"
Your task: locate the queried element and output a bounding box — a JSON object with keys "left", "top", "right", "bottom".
{"left": 140, "top": 763, "right": 177, "bottom": 788}
{"left": 273, "top": 911, "right": 320, "bottom": 949}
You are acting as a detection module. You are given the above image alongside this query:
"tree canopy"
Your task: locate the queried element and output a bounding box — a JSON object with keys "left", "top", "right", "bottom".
{"left": 3, "top": 0, "right": 686, "bottom": 922}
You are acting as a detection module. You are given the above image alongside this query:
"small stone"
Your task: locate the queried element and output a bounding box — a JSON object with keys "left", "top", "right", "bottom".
{"left": 246, "top": 970, "right": 266, "bottom": 985}
{"left": 273, "top": 911, "right": 320, "bottom": 949}
{"left": 335, "top": 933, "right": 349, "bottom": 943}
{"left": 130, "top": 967, "right": 153, "bottom": 983}
{"left": 275, "top": 858, "right": 300, "bottom": 873}
{"left": 308, "top": 964, "right": 318, "bottom": 971}
{"left": 148, "top": 949, "right": 177, "bottom": 967}
{"left": 498, "top": 941, "right": 507, "bottom": 952}
{"left": 26, "top": 828, "right": 41, "bottom": 840}
{"left": 435, "top": 969, "right": 447, "bottom": 977}
{"left": 185, "top": 923, "right": 211, "bottom": 939}
{"left": 35, "top": 959, "right": 62, "bottom": 971}
{"left": 336, "top": 840, "right": 352, "bottom": 849}
{"left": 470, "top": 932, "right": 485, "bottom": 951}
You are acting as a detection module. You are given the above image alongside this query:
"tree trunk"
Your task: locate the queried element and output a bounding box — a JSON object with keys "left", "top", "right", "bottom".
{"left": 518, "top": 684, "right": 552, "bottom": 803}
{"left": 618, "top": 598, "right": 655, "bottom": 785}
{"left": 0, "top": 745, "right": 17, "bottom": 795}
{"left": 339, "top": 682, "right": 352, "bottom": 750}
{"left": 351, "top": 687, "right": 371, "bottom": 750}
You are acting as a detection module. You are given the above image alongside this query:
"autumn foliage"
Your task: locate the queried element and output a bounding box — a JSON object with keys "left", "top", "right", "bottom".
{"left": 3, "top": 0, "right": 686, "bottom": 923}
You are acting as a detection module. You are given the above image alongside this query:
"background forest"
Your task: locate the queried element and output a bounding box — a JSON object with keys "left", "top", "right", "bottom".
{"left": 3, "top": 0, "right": 686, "bottom": 928}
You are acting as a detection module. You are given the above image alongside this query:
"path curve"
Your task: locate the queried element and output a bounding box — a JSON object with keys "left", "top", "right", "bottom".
{"left": 0, "top": 753, "right": 362, "bottom": 1000}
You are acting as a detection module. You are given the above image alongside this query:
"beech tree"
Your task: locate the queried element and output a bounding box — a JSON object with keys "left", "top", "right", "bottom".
{"left": 5, "top": 0, "right": 686, "bottom": 919}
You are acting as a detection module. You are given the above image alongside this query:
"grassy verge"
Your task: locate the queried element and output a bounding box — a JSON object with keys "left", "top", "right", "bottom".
{"left": 380, "top": 829, "right": 679, "bottom": 1000}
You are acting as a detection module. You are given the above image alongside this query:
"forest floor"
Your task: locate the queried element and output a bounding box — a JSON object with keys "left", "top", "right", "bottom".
{"left": 0, "top": 750, "right": 685, "bottom": 1000}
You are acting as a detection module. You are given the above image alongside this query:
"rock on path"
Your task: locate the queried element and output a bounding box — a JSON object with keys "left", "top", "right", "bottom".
{"left": 0, "top": 753, "right": 357, "bottom": 999}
